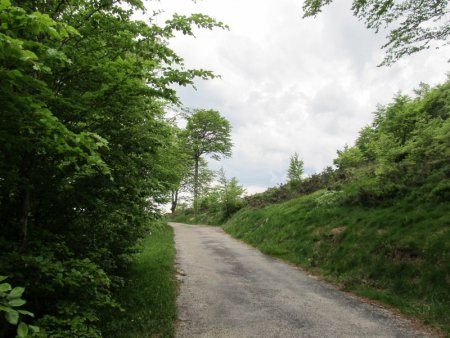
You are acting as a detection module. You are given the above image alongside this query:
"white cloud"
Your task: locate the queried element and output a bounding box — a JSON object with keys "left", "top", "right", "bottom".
{"left": 142, "top": 0, "right": 450, "bottom": 191}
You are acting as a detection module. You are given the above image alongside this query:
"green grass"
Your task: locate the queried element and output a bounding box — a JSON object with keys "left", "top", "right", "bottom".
{"left": 223, "top": 190, "right": 450, "bottom": 336}
{"left": 100, "top": 222, "right": 177, "bottom": 338}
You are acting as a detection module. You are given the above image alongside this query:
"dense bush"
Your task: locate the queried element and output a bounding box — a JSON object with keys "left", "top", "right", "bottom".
{"left": 335, "top": 81, "right": 450, "bottom": 204}
{"left": 0, "top": 1, "right": 223, "bottom": 335}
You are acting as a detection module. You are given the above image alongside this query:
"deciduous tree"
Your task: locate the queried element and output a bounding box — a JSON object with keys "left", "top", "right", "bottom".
{"left": 217, "top": 168, "right": 245, "bottom": 217}
{"left": 287, "top": 152, "right": 304, "bottom": 187}
{"left": 184, "top": 109, "right": 232, "bottom": 212}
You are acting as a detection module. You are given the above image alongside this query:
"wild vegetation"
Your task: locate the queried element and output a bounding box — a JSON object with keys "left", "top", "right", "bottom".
{"left": 171, "top": 167, "right": 245, "bottom": 225}
{"left": 224, "top": 191, "right": 450, "bottom": 335}
{"left": 100, "top": 222, "right": 176, "bottom": 338}
{"left": 0, "top": 0, "right": 226, "bottom": 336}
{"left": 175, "top": 79, "right": 450, "bottom": 334}
{"left": 2, "top": 0, "right": 449, "bottom": 336}
{"left": 180, "top": 109, "right": 233, "bottom": 214}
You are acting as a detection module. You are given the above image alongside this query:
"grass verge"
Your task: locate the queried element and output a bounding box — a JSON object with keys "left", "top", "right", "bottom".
{"left": 223, "top": 190, "right": 450, "bottom": 336}
{"left": 100, "top": 222, "right": 176, "bottom": 338}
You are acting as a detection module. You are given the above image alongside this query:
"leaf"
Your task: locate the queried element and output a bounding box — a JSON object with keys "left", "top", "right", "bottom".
{"left": 0, "top": 283, "right": 12, "bottom": 292}
{"left": 5, "top": 309, "right": 19, "bottom": 325}
{"left": 29, "top": 325, "right": 40, "bottom": 333}
{"left": 17, "top": 310, "right": 34, "bottom": 317}
{"left": 19, "top": 50, "right": 38, "bottom": 62}
{"left": 0, "top": 276, "right": 7, "bottom": 282}
{"left": 0, "top": 0, "right": 11, "bottom": 9}
{"left": 8, "top": 299, "right": 26, "bottom": 307}
{"left": 7, "top": 287, "right": 25, "bottom": 300}
{"left": 0, "top": 305, "right": 11, "bottom": 312}
{"left": 17, "top": 322, "right": 28, "bottom": 338}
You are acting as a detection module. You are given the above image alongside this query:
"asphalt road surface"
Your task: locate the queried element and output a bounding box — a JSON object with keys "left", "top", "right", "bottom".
{"left": 171, "top": 223, "right": 430, "bottom": 338}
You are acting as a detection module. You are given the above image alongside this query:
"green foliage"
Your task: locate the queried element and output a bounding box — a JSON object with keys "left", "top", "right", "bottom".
{"left": 333, "top": 80, "right": 450, "bottom": 204}
{"left": 245, "top": 167, "right": 338, "bottom": 208}
{"left": 157, "top": 127, "right": 193, "bottom": 213}
{"left": 100, "top": 223, "right": 176, "bottom": 338}
{"left": 0, "top": 276, "right": 39, "bottom": 337}
{"left": 0, "top": 0, "right": 226, "bottom": 335}
{"left": 185, "top": 109, "right": 233, "bottom": 160}
{"left": 184, "top": 109, "right": 233, "bottom": 212}
{"left": 287, "top": 152, "right": 304, "bottom": 187}
{"left": 182, "top": 158, "right": 216, "bottom": 201}
{"left": 217, "top": 168, "right": 246, "bottom": 218}
{"left": 334, "top": 146, "right": 365, "bottom": 172}
{"left": 302, "top": 0, "right": 450, "bottom": 65}
{"left": 171, "top": 169, "right": 245, "bottom": 225}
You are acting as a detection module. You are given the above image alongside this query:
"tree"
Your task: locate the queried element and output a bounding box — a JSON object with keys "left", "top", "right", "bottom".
{"left": 0, "top": 0, "right": 227, "bottom": 335}
{"left": 302, "top": 0, "right": 450, "bottom": 65}
{"left": 157, "top": 127, "right": 193, "bottom": 214}
{"left": 287, "top": 152, "right": 304, "bottom": 186}
{"left": 184, "top": 109, "right": 233, "bottom": 212}
{"left": 180, "top": 158, "right": 216, "bottom": 211}
{"left": 217, "top": 168, "right": 245, "bottom": 217}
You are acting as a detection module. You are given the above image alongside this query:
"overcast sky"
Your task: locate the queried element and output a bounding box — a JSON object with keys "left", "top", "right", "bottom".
{"left": 146, "top": 0, "right": 449, "bottom": 194}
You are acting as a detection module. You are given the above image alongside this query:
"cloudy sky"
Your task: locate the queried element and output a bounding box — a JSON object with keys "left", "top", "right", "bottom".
{"left": 146, "top": 0, "right": 449, "bottom": 194}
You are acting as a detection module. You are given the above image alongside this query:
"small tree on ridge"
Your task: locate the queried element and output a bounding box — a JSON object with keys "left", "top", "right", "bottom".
{"left": 287, "top": 152, "right": 304, "bottom": 187}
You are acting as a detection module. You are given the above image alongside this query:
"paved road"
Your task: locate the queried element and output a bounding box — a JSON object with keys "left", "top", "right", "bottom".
{"left": 171, "top": 223, "right": 430, "bottom": 338}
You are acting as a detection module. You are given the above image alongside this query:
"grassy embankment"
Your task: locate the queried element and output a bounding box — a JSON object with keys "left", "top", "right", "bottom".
{"left": 223, "top": 190, "right": 450, "bottom": 336}
{"left": 100, "top": 222, "right": 177, "bottom": 338}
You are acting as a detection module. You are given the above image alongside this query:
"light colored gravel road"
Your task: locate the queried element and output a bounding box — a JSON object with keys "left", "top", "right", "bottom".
{"left": 171, "top": 222, "right": 430, "bottom": 338}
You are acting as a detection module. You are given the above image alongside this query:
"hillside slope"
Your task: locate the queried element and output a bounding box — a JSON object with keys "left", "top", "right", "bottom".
{"left": 223, "top": 191, "right": 450, "bottom": 335}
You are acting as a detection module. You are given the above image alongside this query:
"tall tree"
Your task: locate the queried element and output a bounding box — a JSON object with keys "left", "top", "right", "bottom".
{"left": 184, "top": 109, "right": 232, "bottom": 212}
{"left": 302, "top": 0, "right": 450, "bottom": 65}
{"left": 287, "top": 152, "right": 304, "bottom": 187}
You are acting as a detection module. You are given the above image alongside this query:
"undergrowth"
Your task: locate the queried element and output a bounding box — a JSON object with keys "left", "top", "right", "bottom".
{"left": 100, "top": 222, "right": 177, "bottom": 338}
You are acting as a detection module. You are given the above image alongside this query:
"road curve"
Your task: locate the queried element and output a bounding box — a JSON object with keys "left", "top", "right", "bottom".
{"left": 171, "top": 223, "right": 430, "bottom": 338}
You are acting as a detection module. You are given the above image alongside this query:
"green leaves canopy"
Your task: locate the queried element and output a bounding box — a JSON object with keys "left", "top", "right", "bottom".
{"left": 185, "top": 109, "right": 233, "bottom": 160}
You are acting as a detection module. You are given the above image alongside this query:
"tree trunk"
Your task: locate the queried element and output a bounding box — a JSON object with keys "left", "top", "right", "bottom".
{"left": 20, "top": 187, "right": 30, "bottom": 248}
{"left": 193, "top": 156, "right": 199, "bottom": 215}
{"left": 19, "top": 153, "right": 33, "bottom": 249}
{"left": 171, "top": 190, "right": 178, "bottom": 214}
